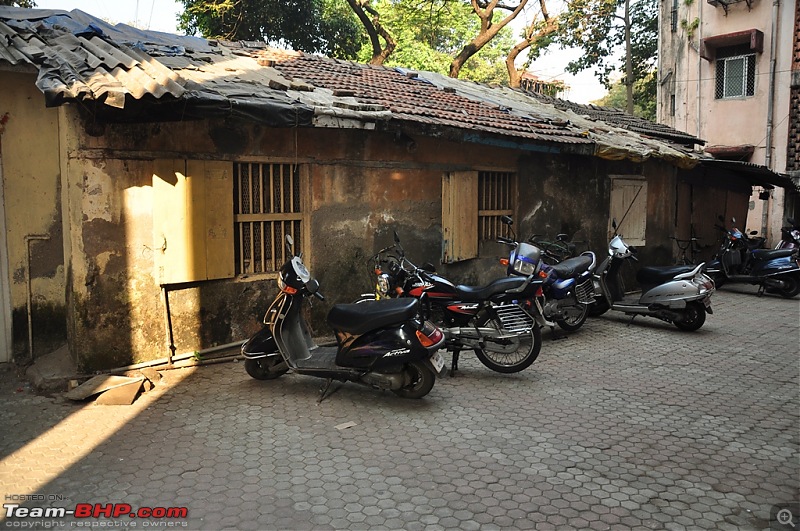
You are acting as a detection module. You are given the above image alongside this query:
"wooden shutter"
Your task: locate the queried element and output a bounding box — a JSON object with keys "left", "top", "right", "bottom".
{"left": 153, "top": 160, "right": 234, "bottom": 284}
{"left": 609, "top": 177, "right": 647, "bottom": 246}
{"left": 442, "top": 171, "right": 478, "bottom": 263}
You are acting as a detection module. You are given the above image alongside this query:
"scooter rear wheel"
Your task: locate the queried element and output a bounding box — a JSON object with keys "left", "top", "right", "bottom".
{"left": 245, "top": 357, "right": 288, "bottom": 380}
{"left": 555, "top": 303, "right": 589, "bottom": 332}
{"left": 393, "top": 360, "right": 435, "bottom": 399}
{"left": 776, "top": 274, "right": 800, "bottom": 298}
{"left": 673, "top": 301, "right": 706, "bottom": 331}
{"left": 473, "top": 316, "right": 542, "bottom": 373}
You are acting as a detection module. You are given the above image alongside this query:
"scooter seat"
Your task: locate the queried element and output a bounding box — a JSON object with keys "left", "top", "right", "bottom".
{"left": 751, "top": 249, "right": 795, "bottom": 261}
{"left": 327, "top": 298, "right": 419, "bottom": 335}
{"left": 455, "top": 277, "right": 529, "bottom": 302}
{"left": 550, "top": 255, "right": 593, "bottom": 279}
{"left": 636, "top": 265, "right": 695, "bottom": 285}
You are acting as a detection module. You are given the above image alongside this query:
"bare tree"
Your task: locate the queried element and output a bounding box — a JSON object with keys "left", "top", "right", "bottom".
{"left": 346, "top": 0, "right": 396, "bottom": 65}
{"left": 450, "top": 0, "right": 529, "bottom": 78}
{"left": 505, "top": 0, "right": 558, "bottom": 88}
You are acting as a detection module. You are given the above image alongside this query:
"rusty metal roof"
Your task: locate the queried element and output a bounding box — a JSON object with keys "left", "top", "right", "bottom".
{"left": 1, "top": 6, "right": 715, "bottom": 162}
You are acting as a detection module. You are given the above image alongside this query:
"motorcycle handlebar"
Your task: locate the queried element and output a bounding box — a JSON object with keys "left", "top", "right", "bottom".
{"left": 313, "top": 291, "right": 325, "bottom": 301}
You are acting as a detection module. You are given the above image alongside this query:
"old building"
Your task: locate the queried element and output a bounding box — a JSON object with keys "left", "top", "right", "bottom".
{"left": 0, "top": 7, "right": 789, "bottom": 373}
{"left": 657, "top": 0, "right": 799, "bottom": 240}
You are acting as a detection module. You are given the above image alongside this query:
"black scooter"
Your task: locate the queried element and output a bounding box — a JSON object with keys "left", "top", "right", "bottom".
{"left": 242, "top": 235, "right": 447, "bottom": 399}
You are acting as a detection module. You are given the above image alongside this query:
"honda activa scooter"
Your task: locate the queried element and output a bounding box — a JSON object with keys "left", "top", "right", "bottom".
{"left": 591, "top": 228, "right": 715, "bottom": 331}
{"left": 704, "top": 217, "right": 800, "bottom": 298}
{"left": 242, "top": 235, "right": 446, "bottom": 399}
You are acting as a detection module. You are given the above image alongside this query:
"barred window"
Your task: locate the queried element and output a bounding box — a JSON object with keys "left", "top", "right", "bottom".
{"left": 715, "top": 53, "right": 756, "bottom": 99}
{"left": 478, "top": 171, "right": 515, "bottom": 241}
{"left": 234, "top": 163, "right": 302, "bottom": 275}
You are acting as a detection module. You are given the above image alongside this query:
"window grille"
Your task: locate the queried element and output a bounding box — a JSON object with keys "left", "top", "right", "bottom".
{"left": 234, "top": 163, "right": 302, "bottom": 275}
{"left": 715, "top": 54, "right": 755, "bottom": 99}
{"left": 478, "top": 171, "right": 515, "bottom": 241}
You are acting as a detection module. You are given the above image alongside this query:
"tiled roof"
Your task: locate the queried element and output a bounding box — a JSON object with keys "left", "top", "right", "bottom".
{"left": 0, "top": 6, "right": 710, "bottom": 164}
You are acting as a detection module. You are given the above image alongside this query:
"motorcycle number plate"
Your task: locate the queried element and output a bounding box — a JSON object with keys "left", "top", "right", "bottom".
{"left": 430, "top": 351, "right": 445, "bottom": 373}
{"left": 703, "top": 297, "right": 711, "bottom": 308}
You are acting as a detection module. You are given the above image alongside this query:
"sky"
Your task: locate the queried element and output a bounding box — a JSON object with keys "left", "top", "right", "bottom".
{"left": 31, "top": 0, "right": 608, "bottom": 104}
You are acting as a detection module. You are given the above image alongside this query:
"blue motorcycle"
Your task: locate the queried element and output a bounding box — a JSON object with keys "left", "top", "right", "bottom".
{"left": 499, "top": 217, "right": 596, "bottom": 332}
{"left": 705, "top": 217, "right": 800, "bottom": 298}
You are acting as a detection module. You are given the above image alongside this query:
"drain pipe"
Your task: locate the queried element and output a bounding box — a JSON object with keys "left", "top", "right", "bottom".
{"left": 25, "top": 234, "right": 50, "bottom": 360}
{"left": 762, "top": 0, "right": 780, "bottom": 237}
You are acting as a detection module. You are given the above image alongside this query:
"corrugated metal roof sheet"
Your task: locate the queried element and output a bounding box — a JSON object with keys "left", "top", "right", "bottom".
{"left": 0, "top": 5, "right": 715, "bottom": 164}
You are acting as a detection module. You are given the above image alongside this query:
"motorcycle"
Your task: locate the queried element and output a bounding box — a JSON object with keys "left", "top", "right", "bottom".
{"left": 360, "top": 232, "right": 547, "bottom": 375}
{"left": 776, "top": 218, "right": 800, "bottom": 251}
{"left": 241, "top": 235, "right": 447, "bottom": 400}
{"left": 498, "top": 216, "right": 596, "bottom": 333}
{"left": 705, "top": 217, "right": 800, "bottom": 298}
{"left": 590, "top": 222, "right": 716, "bottom": 331}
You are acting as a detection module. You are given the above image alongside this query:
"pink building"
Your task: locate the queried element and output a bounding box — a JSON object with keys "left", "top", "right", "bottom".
{"left": 658, "top": 0, "right": 799, "bottom": 242}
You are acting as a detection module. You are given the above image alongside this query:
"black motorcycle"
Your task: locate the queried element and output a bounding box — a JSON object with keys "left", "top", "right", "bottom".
{"left": 241, "top": 235, "right": 447, "bottom": 399}
{"left": 360, "top": 233, "right": 547, "bottom": 375}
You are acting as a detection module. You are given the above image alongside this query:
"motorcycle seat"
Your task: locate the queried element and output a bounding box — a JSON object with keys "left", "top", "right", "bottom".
{"left": 751, "top": 249, "right": 795, "bottom": 261}
{"left": 636, "top": 265, "right": 695, "bottom": 285}
{"left": 455, "top": 276, "right": 530, "bottom": 302}
{"left": 549, "top": 255, "right": 594, "bottom": 279}
{"left": 327, "top": 298, "right": 419, "bottom": 335}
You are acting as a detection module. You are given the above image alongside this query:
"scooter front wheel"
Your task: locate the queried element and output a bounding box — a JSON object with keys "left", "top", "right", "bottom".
{"left": 673, "top": 301, "right": 707, "bottom": 331}
{"left": 245, "top": 357, "right": 289, "bottom": 380}
{"left": 393, "top": 360, "right": 435, "bottom": 399}
{"left": 473, "top": 316, "right": 542, "bottom": 373}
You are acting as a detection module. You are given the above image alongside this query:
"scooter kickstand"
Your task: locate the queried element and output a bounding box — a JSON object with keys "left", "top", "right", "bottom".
{"left": 626, "top": 314, "right": 637, "bottom": 326}
{"left": 317, "top": 378, "right": 342, "bottom": 403}
{"left": 450, "top": 350, "right": 459, "bottom": 377}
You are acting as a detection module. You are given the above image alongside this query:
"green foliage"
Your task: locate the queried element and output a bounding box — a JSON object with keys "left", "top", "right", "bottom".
{"left": 178, "top": 0, "right": 363, "bottom": 59}
{"left": 550, "top": 0, "right": 657, "bottom": 94}
{"left": 592, "top": 70, "right": 657, "bottom": 120}
{"left": 0, "top": 0, "right": 36, "bottom": 6}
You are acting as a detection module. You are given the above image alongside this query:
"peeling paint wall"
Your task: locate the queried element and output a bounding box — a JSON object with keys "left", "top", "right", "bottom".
{"left": 0, "top": 72, "right": 66, "bottom": 359}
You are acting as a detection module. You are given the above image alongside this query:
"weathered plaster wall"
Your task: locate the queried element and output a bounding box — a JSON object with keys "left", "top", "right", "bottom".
{"left": 0, "top": 71, "right": 66, "bottom": 358}
{"left": 21, "top": 97, "right": 695, "bottom": 370}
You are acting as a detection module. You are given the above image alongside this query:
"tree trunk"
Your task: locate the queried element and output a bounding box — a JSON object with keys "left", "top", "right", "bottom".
{"left": 506, "top": 0, "right": 556, "bottom": 89}
{"left": 450, "top": 0, "right": 529, "bottom": 78}
{"left": 346, "top": 0, "right": 395, "bottom": 65}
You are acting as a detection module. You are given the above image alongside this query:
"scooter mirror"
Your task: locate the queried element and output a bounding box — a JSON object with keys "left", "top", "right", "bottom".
{"left": 556, "top": 233, "right": 568, "bottom": 241}
{"left": 731, "top": 217, "right": 736, "bottom": 224}
{"left": 501, "top": 215, "right": 513, "bottom": 226}
{"left": 394, "top": 230, "right": 400, "bottom": 244}
{"left": 612, "top": 219, "right": 618, "bottom": 231}
{"left": 285, "top": 234, "right": 294, "bottom": 255}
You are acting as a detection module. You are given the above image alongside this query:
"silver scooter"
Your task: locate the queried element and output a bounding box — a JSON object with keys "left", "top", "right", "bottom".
{"left": 590, "top": 233, "right": 715, "bottom": 331}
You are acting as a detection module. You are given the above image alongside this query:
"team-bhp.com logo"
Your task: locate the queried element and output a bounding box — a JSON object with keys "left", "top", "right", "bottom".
{"left": 4, "top": 502, "right": 188, "bottom": 519}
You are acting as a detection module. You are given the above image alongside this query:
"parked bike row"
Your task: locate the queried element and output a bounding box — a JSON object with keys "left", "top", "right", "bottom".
{"left": 240, "top": 215, "right": 799, "bottom": 400}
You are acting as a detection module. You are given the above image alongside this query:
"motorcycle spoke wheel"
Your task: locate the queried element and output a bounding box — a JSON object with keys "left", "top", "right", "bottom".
{"left": 473, "top": 317, "right": 542, "bottom": 373}
{"left": 555, "top": 304, "right": 589, "bottom": 332}
{"left": 245, "top": 357, "right": 287, "bottom": 380}
{"left": 393, "top": 360, "right": 435, "bottom": 399}
{"left": 673, "top": 301, "right": 706, "bottom": 332}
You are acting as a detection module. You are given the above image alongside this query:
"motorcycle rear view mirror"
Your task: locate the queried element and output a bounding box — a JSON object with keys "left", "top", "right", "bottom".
{"left": 556, "top": 233, "right": 568, "bottom": 242}
{"left": 393, "top": 230, "right": 400, "bottom": 244}
{"left": 285, "top": 234, "right": 294, "bottom": 255}
{"left": 500, "top": 215, "right": 513, "bottom": 226}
